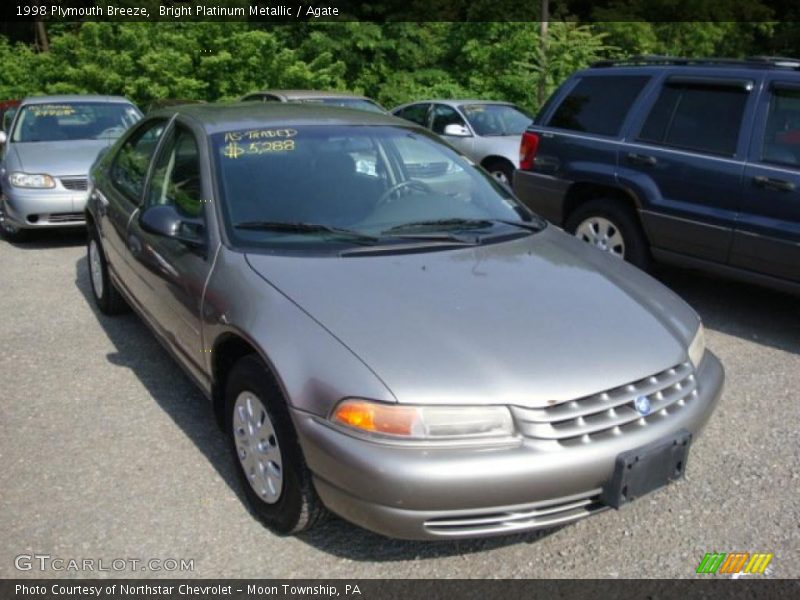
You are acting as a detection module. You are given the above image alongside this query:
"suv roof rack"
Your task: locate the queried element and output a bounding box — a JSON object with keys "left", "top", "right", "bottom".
{"left": 591, "top": 55, "right": 800, "bottom": 70}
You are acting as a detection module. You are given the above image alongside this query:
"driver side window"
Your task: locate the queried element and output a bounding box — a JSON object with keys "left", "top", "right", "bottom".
{"left": 431, "top": 105, "right": 467, "bottom": 135}
{"left": 147, "top": 125, "right": 204, "bottom": 220}
{"left": 111, "top": 119, "right": 167, "bottom": 203}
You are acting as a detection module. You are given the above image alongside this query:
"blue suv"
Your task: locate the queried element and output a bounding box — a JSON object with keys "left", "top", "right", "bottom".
{"left": 514, "top": 56, "right": 800, "bottom": 294}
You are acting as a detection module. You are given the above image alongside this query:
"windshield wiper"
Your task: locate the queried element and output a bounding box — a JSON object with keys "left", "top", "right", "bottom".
{"left": 233, "top": 221, "right": 379, "bottom": 243}
{"left": 383, "top": 218, "right": 544, "bottom": 235}
{"left": 382, "top": 218, "right": 496, "bottom": 234}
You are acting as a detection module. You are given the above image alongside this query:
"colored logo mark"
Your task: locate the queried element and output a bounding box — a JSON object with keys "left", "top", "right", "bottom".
{"left": 696, "top": 552, "right": 773, "bottom": 574}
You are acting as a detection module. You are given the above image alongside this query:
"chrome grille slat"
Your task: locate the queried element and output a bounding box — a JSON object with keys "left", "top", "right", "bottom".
{"left": 511, "top": 362, "right": 696, "bottom": 442}
{"left": 60, "top": 177, "right": 88, "bottom": 191}
{"left": 530, "top": 363, "right": 692, "bottom": 424}
{"left": 46, "top": 212, "right": 85, "bottom": 223}
{"left": 427, "top": 497, "right": 595, "bottom": 528}
{"left": 424, "top": 492, "right": 607, "bottom": 536}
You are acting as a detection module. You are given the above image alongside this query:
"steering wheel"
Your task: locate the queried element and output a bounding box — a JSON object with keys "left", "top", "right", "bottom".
{"left": 377, "top": 179, "right": 435, "bottom": 206}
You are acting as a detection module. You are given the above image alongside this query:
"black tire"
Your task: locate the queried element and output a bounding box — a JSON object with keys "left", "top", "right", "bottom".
{"left": 564, "top": 198, "right": 651, "bottom": 270}
{"left": 0, "top": 212, "right": 30, "bottom": 242}
{"left": 483, "top": 158, "right": 515, "bottom": 187}
{"left": 87, "top": 225, "right": 129, "bottom": 315}
{"left": 225, "top": 354, "right": 327, "bottom": 535}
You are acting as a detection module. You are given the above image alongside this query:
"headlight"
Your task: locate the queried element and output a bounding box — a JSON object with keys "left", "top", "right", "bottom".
{"left": 9, "top": 172, "right": 55, "bottom": 189}
{"left": 330, "top": 398, "right": 515, "bottom": 441}
{"left": 688, "top": 323, "right": 706, "bottom": 368}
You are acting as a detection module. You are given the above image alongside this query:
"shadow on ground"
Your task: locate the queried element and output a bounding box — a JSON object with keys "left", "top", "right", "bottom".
{"left": 73, "top": 255, "right": 563, "bottom": 561}
{"left": 3, "top": 228, "right": 86, "bottom": 249}
{"left": 653, "top": 265, "right": 800, "bottom": 356}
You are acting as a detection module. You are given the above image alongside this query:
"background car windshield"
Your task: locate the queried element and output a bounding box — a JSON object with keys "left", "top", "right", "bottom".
{"left": 11, "top": 102, "right": 140, "bottom": 142}
{"left": 213, "top": 125, "right": 529, "bottom": 248}
{"left": 299, "top": 98, "right": 386, "bottom": 113}
{"left": 460, "top": 104, "right": 532, "bottom": 136}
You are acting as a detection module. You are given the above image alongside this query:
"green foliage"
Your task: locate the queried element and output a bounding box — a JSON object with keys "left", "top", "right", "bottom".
{"left": 0, "top": 19, "right": 796, "bottom": 114}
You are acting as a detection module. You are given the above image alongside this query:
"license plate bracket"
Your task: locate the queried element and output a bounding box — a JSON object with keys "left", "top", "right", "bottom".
{"left": 601, "top": 429, "right": 693, "bottom": 509}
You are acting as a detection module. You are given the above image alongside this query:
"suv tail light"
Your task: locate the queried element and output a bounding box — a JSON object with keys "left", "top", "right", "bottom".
{"left": 519, "top": 131, "right": 540, "bottom": 170}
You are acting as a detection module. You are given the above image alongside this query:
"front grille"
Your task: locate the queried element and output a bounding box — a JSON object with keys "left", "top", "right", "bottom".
{"left": 424, "top": 490, "right": 606, "bottom": 537}
{"left": 47, "top": 212, "right": 84, "bottom": 223}
{"left": 60, "top": 177, "right": 88, "bottom": 191}
{"left": 511, "top": 362, "right": 697, "bottom": 445}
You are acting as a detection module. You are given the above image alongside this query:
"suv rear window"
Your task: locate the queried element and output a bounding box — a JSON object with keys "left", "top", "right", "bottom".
{"left": 638, "top": 82, "right": 750, "bottom": 156}
{"left": 547, "top": 76, "right": 650, "bottom": 136}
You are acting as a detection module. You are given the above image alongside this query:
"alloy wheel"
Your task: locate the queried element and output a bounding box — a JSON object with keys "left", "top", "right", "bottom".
{"left": 575, "top": 216, "right": 626, "bottom": 258}
{"left": 233, "top": 391, "right": 283, "bottom": 504}
{"left": 88, "top": 239, "right": 104, "bottom": 299}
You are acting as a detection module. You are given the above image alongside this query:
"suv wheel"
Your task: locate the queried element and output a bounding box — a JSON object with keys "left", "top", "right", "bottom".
{"left": 87, "top": 225, "right": 129, "bottom": 315}
{"left": 225, "top": 355, "right": 327, "bottom": 535}
{"left": 565, "top": 199, "right": 650, "bottom": 270}
{"left": 483, "top": 159, "right": 514, "bottom": 186}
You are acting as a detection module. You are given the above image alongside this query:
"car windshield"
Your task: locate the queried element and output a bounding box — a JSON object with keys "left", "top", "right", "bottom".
{"left": 460, "top": 104, "right": 533, "bottom": 136}
{"left": 11, "top": 102, "right": 141, "bottom": 143}
{"left": 213, "top": 125, "right": 539, "bottom": 251}
{"left": 298, "top": 98, "right": 386, "bottom": 114}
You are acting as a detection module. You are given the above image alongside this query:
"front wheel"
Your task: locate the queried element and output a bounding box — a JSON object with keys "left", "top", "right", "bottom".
{"left": 87, "top": 226, "right": 129, "bottom": 315}
{"left": 565, "top": 199, "right": 650, "bottom": 270}
{"left": 483, "top": 159, "right": 514, "bottom": 186}
{"left": 225, "top": 355, "right": 327, "bottom": 535}
{"left": 0, "top": 204, "right": 29, "bottom": 242}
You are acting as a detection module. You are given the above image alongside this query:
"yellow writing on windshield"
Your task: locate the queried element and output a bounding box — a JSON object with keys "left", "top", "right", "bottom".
{"left": 29, "top": 104, "right": 77, "bottom": 117}
{"left": 223, "top": 128, "right": 297, "bottom": 142}
{"left": 222, "top": 139, "right": 296, "bottom": 159}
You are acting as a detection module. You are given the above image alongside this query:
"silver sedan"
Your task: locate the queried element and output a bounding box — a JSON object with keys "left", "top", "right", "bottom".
{"left": 392, "top": 99, "right": 533, "bottom": 185}
{"left": 0, "top": 95, "right": 141, "bottom": 241}
{"left": 85, "top": 103, "right": 723, "bottom": 540}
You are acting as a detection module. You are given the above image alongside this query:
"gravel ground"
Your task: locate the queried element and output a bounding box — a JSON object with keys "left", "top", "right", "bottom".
{"left": 0, "top": 230, "right": 797, "bottom": 579}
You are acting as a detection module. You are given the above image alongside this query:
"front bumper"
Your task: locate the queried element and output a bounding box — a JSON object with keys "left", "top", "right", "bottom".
{"left": 293, "top": 352, "right": 724, "bottom": 540}
{"left": 2, "top": 186, "right": 88, "bottom": 229}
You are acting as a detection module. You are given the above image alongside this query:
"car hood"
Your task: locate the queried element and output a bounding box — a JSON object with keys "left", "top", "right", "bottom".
{"left": 245, "top": 228, "right": 699, "bottom": 408}
{"left": 9, "top": 140, "right": 113, "bottom": 176}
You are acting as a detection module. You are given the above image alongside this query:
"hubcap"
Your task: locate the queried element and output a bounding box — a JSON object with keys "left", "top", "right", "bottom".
{"left": 89, "top": 239, "right": 104, "bottom": 299}
{"left": 233, "top": 392, "right": 283, "bottom": 504}
{"left": 491, "top": 170, "right": 509, "bottom": 185}
{"left": 575, "top": 217, "right": 625, "bottom": 258}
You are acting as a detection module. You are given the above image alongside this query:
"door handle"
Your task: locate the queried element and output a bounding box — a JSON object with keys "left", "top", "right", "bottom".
{"left": 753, "top": 175, "right": 795, "bottom": 192}
{"left": 627, "top": 153, "right": 657, "bottom": 166}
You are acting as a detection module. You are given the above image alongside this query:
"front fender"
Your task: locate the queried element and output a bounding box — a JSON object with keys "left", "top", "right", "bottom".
{"left": 203, "top": 247, "right": 396, "bottom": 418}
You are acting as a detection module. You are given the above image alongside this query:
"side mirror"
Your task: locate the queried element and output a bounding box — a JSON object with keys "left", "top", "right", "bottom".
{"left": 443, "top": 123, "right": 471, "bottom": 137}
{"left": 0, "top": 131, "right": 7, "bottom": 145}
{"left": 139, "top": 204, "right": 204, "bottom": 247}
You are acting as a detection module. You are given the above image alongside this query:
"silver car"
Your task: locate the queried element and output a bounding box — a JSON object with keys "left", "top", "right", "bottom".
{"left": 240, "top": 89, "right": 386, "bottom": 113}
{"left": 85, "top": 103, "right": 723, "bottom": 540}
{"left": 392, "top": 100, "right": 533, "bottom": 185}
{"left": 0, "top": 95, "right": 141, "bottom": 241}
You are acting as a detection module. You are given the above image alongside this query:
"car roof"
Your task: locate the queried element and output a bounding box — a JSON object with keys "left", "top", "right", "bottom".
{"left": 587, "top": 56, "right": 800, "bottom": 76}
{"left": 244, "top": 90, "right": 374, "bottom": 100}
{"left": 153, "top": 102, "right": 413, "bottom": 135}
{"left": 20, "top": 94, "right": 135, "bottom": 105}
{"left": 395, "top": 99, "right": 515, "bottom": 109}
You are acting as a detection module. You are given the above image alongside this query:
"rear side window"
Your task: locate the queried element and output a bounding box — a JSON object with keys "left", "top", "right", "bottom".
{"left": 395, "top": 104, "right": 430, "bottom": 127}
{"left": 547, "top": 76, "right": 649, "bottom": 136}
{"left": 762, "top": 86, "right": 800, "bottom": 168}
{"left": 639, "top": 82, "right": 749, "bottom": 156}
